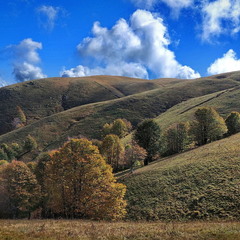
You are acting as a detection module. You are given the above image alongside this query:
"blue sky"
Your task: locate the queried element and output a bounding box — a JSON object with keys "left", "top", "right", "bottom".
{"left": 0, "top": 0, "right": 240, "bottom": 86}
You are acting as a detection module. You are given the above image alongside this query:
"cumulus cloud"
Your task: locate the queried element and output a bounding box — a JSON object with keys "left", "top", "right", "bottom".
{"left": 37, "top": 5, "right": 61, "bottom": 31}
{"left": 129, "top": 0, "right": 193, "bottom": 12}
{"left": 62, "top": 10, "right": 200, "bottom": 79}
{"left": 61, "top": 62, "right": 148, "bottom": 79}
{"left": 202, "top": 0, "right": 240, "bottom": 41}
{"left": 207, "top": 49, "right": 240, "bottom": 75}
{"left": 8, "top": 38, "right": 46, "bottom": 82}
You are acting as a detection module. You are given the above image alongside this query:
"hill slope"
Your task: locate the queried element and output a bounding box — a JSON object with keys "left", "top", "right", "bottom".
{"left": 121, "top": 133, "right": 240, "bottom": 221}
{"left": 0, "top": 75, "right": 179, "bottom": 135}
{"left": 0, "top": 74, "right": 239, "bottom": 151}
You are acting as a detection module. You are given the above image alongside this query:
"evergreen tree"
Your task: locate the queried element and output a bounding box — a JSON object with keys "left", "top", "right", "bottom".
{"left": 134, "top": 119, "right": 161, "bottom": 165}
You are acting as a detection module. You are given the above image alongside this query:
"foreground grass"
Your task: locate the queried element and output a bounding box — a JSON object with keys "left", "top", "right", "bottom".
{"left": 0, "top": 220, "right": 239, "bottom": 240}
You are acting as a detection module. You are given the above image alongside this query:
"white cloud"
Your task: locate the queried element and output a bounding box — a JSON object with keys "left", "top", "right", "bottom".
{"left": 63, "top": 10, "right": 200, "bottom": 79}
{"left": 202, "top": 0, "right": 240, "bottom": 41}
{"left": 129, "top": 0, "right": 193, "bottom": 11}
{"left": 0, "top": 77, "right": 7, "bottom": 87}
{"left": 8, "top": 38, "right": 46, "bottom": 82}
{"left": 37, "top": 5, "right": 60, "bottom": 31}
{"left": 13, "top": 62, "right": 46, "bottom": 82}
{"left": 207, "top": 49, "right": 240, "bottom": 75}
{"left": 61, "top": 62, "right": 148, "bottom": 79}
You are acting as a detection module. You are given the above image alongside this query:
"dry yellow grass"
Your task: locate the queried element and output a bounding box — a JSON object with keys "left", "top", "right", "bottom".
{"left": 0, "top": 219, "right": 239, "bottom": 240}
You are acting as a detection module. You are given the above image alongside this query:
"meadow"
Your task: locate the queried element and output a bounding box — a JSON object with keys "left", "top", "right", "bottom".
{"left": 0, "top": 219, "right": 240, "bottom": 240}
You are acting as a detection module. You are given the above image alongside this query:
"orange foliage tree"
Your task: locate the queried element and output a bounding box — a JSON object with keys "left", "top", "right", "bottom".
{"left": 45, "top": 139, "right": 126, "bottom": 220}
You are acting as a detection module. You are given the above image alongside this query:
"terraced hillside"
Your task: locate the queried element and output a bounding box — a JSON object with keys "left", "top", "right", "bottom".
{"left": 121, "top": 132, "right": 240, "bottom": 221}
{"left": 0, "top": 72, "right": 239, "bottom": 152}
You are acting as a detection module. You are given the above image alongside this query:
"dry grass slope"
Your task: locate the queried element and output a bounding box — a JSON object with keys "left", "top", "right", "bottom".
{"left": 122, "top": 133, "right": 240, "bottom": 221}
{"left": 0, "top": 72, "right": 239, "bottom": 155}
{"left": 0, "top": 220, "right": 239, "bottom": 240}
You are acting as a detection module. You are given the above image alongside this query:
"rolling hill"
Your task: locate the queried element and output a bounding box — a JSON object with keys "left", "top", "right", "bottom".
{"left": 0, "top": 72, "right": 240, "bottom": 153}
{"left": 0, "top": 75, "right": 179, "bottom": 135}
{"left": 121, "top": 132, "right": 240, "bottom": 221}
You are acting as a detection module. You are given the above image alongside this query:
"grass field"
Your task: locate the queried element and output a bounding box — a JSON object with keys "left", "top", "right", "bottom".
{"left": 121, "top": 133, "right": 240, "bottom": 221}
{"left": 0, "top": 220, "right": 239, "bottom": 240}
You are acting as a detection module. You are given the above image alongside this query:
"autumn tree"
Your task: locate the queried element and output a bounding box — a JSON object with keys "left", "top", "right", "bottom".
{"left": 103, "top": 119, "right": 132, "bottom": 138}
{"left": 17, "top": 106, "right": 26, "bottom": 124}
{"left": 225, "top": 111, "right": 240, "bottom": 136}
{"left": 191, "top": 107, "right": 227, "bottom": 146}
{"left": 164, "top": 122, "right": 191, "bottom": 155}
{"left": 45, "top": 139, "right": 126, "bottom": 220}
{"left": 0, "top": 148, "right": 8, "bottom": 161}
{"left": 134, "top": 119, "right": 161, "bottom": 165}
{"left": 125, "top": 140, "right": 147, "bottom": 172}
{"left": 1, "top": 161, "right": 41, "bottom": 218}
{"left": 0, "top": 144, "right": 15, "bottom": 161}
{"left": 34, "top": 153, "right": 51, "bottom": 218}
{"left": 101, "top": 134, "right": 124, "bottom": 171}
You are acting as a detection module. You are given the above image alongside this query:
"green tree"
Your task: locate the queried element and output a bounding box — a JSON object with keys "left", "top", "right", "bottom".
{"left": 164, "top": 122, "right": 191, "bottom": 155}
{"left": 102, "top": 119, "right": 132, "bottom": 138}
{"left": 2, "top": 161, "right": 41, "bottom": 218}
{"left": 0, "top": 144, "right": 16, "bottom": 161}
{"left": 225, "top": 111, "right": 240, "bottom": 136}
{"left": 191, "top": 107, "right": 227, "bottom": 145}
{"left": 0, "top": 148, "right": 8, "bottom": 161}
{"left": 24, "top": 135, "right": 38, "bottom": 152}
{"left": 45, "top": 139, "right": 126, "bottom": 220}
{"left": 101, "top": 134, "right": 124, "bottom": 171}
{"left": 134, "top": 119, "right": 161, "bottom": 165}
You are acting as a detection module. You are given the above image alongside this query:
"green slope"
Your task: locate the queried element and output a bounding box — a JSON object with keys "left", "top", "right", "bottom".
{"left": 0, "top": 74, "right": 238, "bottom": 152}
{"left": 0, "top": 75, "right": 176, "bottom": 135}
{"left": 121, "top": 133, "right": 240, "bottom": 221}
{"left": 155, "top": 86, "right": 240, "bottom": 129}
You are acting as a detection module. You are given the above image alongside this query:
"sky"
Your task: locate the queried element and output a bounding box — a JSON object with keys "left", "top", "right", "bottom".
{"left": 0, "top": 0, "right": 240, "bottom": 86}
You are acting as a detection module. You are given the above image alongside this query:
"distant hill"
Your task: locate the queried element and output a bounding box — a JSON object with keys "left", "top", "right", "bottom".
{"left": 0, "top": 71, "right": 240, "bottom": 154}
{"left": 0, "top": 75, "right": 179, "bottom": 135}
{"left": 121, "top": 132, "right": 240, "bottom": 221}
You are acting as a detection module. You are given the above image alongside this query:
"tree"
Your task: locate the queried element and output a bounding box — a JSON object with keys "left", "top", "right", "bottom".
{"left": 134, "top": 119, "right": 161, "bottom": 165}
{"left": 45, "top": 139, "right": 126, "bottom": 220}
{"left": 0, "top": 144, "right": 15, "bottom": 161}
{"left": 225, "top": 111, "right": 240, "bottom": 136}
{"left": 16, "top": 106, "right": 26, "bottom": 124}
{"left": 125, "top": 140, "right": 147, "bottom": 172}
{"left": 102, "top": 119, "right": 132, "bottom": 138}
{"left": 0, "top": 148, "right": 8, "bottom": 161}
{"left": 191, "top": 107, "right": 227, "bottom": 146}
{"left": 164, "top": 122, "right": 191, "bottom": 155}
{"left": 24, "top": 135, "right": 38, "bottom": 152}
{"left": 101, "top": 134, "right": 124, "bottom": 171}
{"left": 1, "top": 161, "right": 41, "bottom": 218}
{"left": 34, "top": 152, "right": 51, "bottom": 218}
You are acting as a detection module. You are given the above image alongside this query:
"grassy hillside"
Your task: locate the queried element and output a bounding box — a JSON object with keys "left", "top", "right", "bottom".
{"left": 0, "top": 74, "right": 239, "bottom": 153}
{"left": 0, "top": 75, "right": 177, "bottom": 135}
{"left": 121, "top": 133, "right": 240, "bottom": 221}
{"left": 0, "top": 220, "right": 239, "bottom": 240}
{"left": 155, "top": 86, "right": 240, "bottom": 129}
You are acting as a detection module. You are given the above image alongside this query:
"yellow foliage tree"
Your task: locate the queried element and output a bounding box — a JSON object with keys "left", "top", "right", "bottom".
{"left": 45, "top": 139, "right": 126, "bottom": 220}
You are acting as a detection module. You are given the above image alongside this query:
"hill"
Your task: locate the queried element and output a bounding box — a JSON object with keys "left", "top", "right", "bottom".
{"left": 155, "top": 85, "right": 240, "bottom": 129}
{"left": 121, "top": 132, "right": 240, "bottom": 221}
{"left": 0, "top": 73, "right": 239, "bottom": 152}
{"left": 0, "top": 75, "right": 179, "bottom": 135}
